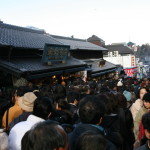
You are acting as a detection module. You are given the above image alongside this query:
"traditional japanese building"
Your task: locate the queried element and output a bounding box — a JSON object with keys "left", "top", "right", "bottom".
{"left": 0, "top": 22, "right": 87, "bottom": 86}
{"left": 51, "top": 35, "right": 117, "bottom": 79}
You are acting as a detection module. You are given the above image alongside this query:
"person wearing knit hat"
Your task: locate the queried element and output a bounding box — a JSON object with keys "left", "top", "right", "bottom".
{"left": 9, "top": 96, "right": 53, "bottom": 150}
{"left": 18, "top": 92, "right": 37, "bottom": 112}
{"left": 8, "top": 92, "right": 38, "bottom": 131}
{"left": 2, "top": 86, "right": 30, "bottom": 129}
{"left": 123, "top": 90, "right": 132, "bottom": 101}
{"left": 117, "top": 80, "right": 123, "bottom": 87}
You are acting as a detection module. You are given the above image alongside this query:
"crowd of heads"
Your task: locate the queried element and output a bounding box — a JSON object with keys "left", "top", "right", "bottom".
{"left": 0, "top": 76, "right": 150, "bottom": 150}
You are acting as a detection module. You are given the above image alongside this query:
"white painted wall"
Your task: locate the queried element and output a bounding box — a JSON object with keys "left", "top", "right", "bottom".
{"left": 104, "top": 54, "right": 135, "bottom": 68}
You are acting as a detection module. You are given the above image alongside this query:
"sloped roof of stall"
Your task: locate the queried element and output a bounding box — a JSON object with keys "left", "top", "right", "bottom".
{"left": 51, "top": 35, "right": 107, "bottom": 51}
{"left": 83, "top": 59, "right": 117, "bottom": 77}
{"left": 83, "top": 59, "right": 116, "bottom": 72}
{"left": 0, "top": 22, "right": 62, "bottom": 49}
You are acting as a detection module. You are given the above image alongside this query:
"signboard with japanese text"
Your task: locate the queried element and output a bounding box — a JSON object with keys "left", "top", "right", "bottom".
{"left": 131, "top": 56, "right": 136, "bottom": 67}
{"left": 41, "top": 44, "right": 70, "bottom": 65}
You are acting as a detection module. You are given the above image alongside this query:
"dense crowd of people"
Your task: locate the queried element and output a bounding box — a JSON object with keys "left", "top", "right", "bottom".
{"left": 0, "top": 76, "right": 150, "bottom": 150}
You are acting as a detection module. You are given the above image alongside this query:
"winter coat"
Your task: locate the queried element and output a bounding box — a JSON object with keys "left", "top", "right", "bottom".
{"left": 101, "top": 114, "right": 123, "bottom": 148}
{"left": 68, "top": 123, "right": 117, "bottom": 150}
{"left": 124, "top": 108, "right": 135, "bottom": 150}
{"left": 130, "top": 99, "right": 143, "bottom": 120}
{"left": 134, "top": 106, "right": 148, "bottom": 140}
{"left": 136, "top": 141, "right": 150, "bottom": 150}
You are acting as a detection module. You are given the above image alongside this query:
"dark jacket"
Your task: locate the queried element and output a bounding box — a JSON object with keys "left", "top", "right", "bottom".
{"left": 101, "top": 114, "right": 123, "bottom": 148}
{"left": 68, "top": 123, "right": 117, "bottom": 150}
{"left": 69, "top": 104, "right": 78, "bottom": 115}
{"left": 69, "top": 104, "right": 79, "bottom": 124}
{"left": 51, "top": 110, "right": 73, "bottom": 125}
{"left": 136, "top": 142, "right": 150, "bottom": 150}
{"left": 117, "top": 107, "right": 131, "bottom": 150}
{"left": 124, "top": 108, "right": 135, "bottom": 150}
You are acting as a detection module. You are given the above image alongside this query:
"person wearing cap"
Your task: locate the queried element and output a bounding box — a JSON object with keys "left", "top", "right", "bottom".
{"left": 8, "top": 96, "right": 53, "bottom": 150}
{"left": 2, "top": 86, "right": 29, "bottom": 129}
{"left": 8, "top": 92, "right": 37, "bottom": 131}
{"left": 117, "top": 80, "right": 123, "bottom": 87}
{"left": 123, "top": 90, "right": 132, "bottom": 107}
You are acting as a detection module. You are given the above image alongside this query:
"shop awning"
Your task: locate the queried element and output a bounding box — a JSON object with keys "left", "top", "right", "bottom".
{"left": 0, "top": 57, "right": 87, "bottom": 80}
{"left": 63, "top": 66, "right": 86, "bottom": 73}
{"left": 91, "top": 68, "right": 117, "bottom": 77}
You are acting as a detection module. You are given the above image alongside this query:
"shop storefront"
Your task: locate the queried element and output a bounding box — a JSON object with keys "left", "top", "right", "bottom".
{"left": 0, "top": 44, "right": 87, "bottom": 87}
{"left": 0, "top": 22, "right": 87, "bottom": 87}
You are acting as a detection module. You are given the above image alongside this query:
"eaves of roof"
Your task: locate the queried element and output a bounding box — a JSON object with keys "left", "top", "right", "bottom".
{"left": 0, "top": 57, "right": 87, "bottom": 79}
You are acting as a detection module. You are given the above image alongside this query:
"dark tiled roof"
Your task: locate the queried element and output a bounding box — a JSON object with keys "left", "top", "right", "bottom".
{"left": 106, "top": 44, "right": 134, "bottom": 54}
{"left": 0, "top": 57, "right": 86, "bottom": 78}
{"left": 0, "top": 22, "right": 62, "bottom": 49}
{"left": 51, "top": 35, "right": 107, "bottom": 51}
{"left": 83, "top": 59, "right": 116, "bottom": 73}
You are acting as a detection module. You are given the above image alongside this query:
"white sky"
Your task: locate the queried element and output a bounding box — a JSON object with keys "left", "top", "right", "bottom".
{"left": 0, "top": 0, "right": 150, "bottom": 45}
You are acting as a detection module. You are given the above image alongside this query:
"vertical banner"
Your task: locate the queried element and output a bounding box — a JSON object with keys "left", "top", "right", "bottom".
{"left": 131, "top": 56, "right": 136, "bottom": 67}
{"left": 82, "top": 71, "right": 87, "bottom": 82}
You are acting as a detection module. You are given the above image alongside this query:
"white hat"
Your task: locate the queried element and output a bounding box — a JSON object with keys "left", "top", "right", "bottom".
{"left": 117, "top": 81, "right": 123, "bottom": 86}
{"left": 18, "top": 92, "right": 37, "bottom": 112}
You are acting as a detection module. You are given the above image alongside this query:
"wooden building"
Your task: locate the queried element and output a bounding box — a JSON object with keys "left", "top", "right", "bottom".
{"left": 0, "top": 22, "right": 87, "bottom": 86}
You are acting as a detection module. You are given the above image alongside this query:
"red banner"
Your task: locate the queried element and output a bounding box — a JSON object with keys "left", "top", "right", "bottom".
{"left": 124, "top": 67, "right": 138, "bottom": 77}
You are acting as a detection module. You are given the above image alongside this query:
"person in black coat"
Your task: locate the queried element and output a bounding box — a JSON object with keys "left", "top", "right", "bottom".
{"left": 96, "top": 93, "right": 124, "bottom": 149}
{"left": 67, "top": 91, "right": 80, "bottom": 124}
{"left": 68, "top": 95, "right": 117, "bottom": 150}
{"left": 76, "top": 130, "right": 107, "bottom": 150}
{"left": 117, "top": 92, "right": 135, "bottom": 150}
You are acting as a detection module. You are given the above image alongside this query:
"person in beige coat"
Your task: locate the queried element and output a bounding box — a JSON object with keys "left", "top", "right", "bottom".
{"left": 134, "top": 106, "right": 148, "bottom": 140}
{"left": 130, "top": 87, "right": 148, "bottom": 120}
{"left": 133, "top": 92, "right": 150, "bottom": 149}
